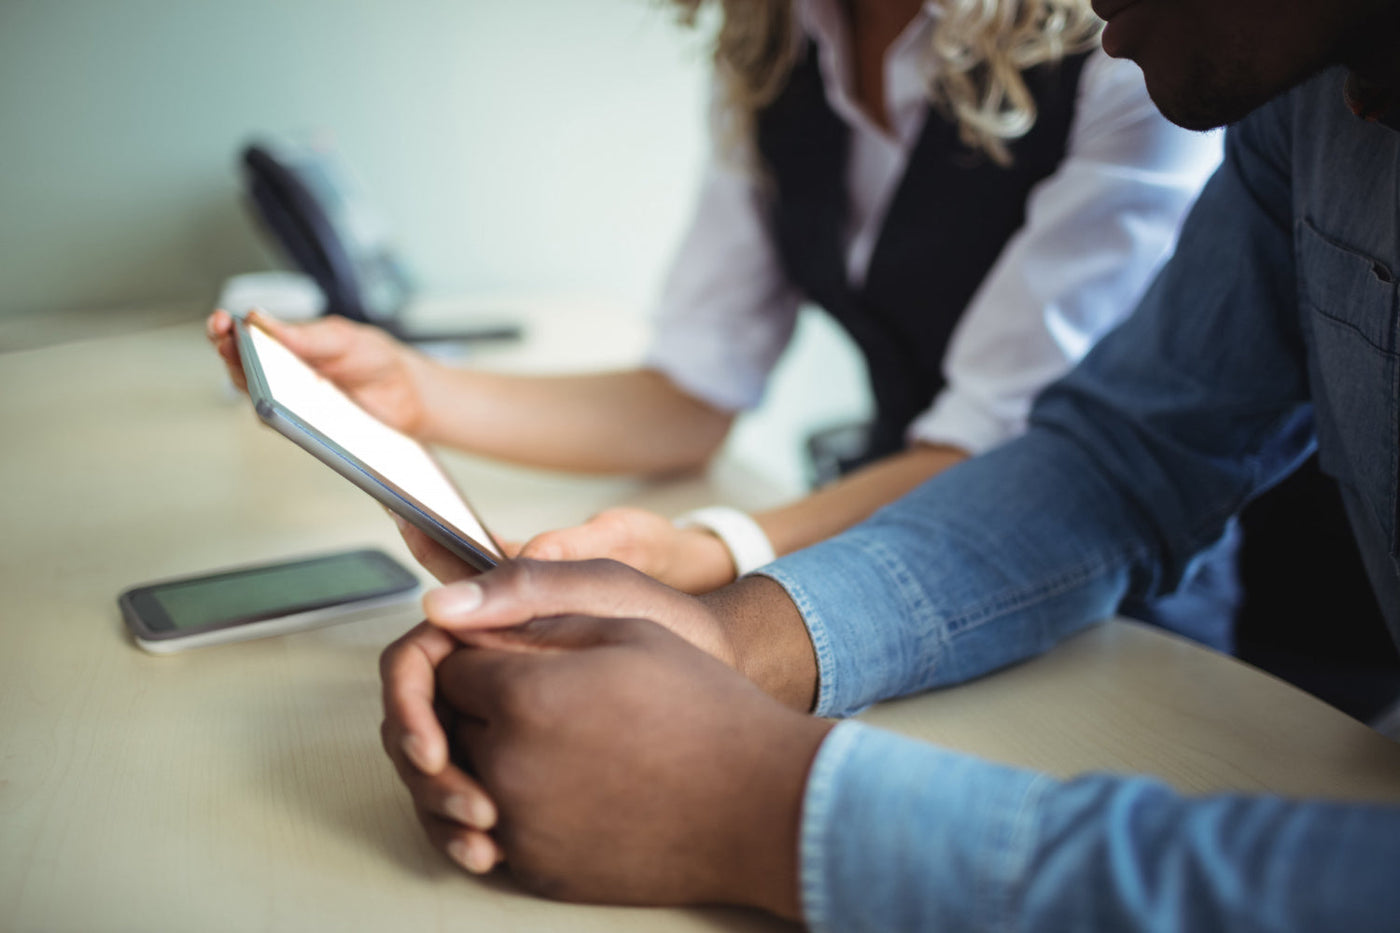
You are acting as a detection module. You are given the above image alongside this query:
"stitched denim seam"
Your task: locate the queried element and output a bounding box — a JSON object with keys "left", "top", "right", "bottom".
{"left": 858, "top": 536, "right": 939, "bottom": 660}
{"left": 909, "top": 542, "right": 1143, "bottom": 638}
{"left": 1309, "top": 308, "right": 1398, "bottom": 356}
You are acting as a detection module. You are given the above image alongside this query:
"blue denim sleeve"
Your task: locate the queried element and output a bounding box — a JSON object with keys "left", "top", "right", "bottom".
{"left": 757, "top": 89, "right": 1313, "bottom": 719}
{"left": 760, "top": 88, "right": 1388, "bottom": 933}
{"left": 802, "top": 722, "right": 1400, "bottom": 933}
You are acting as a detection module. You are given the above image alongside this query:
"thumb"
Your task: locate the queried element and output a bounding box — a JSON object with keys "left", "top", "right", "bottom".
{"left": 421, "top": 559, "right": 672, "bottom": 637}
{"left": 517, "top": 529, "right": 586, "bottom": 562}
{"left": 460, "top": 613, "right": 642, "bottom": 655}
{"left": 246, "top": 308, "right": 294, "bottom": 344}
{"left": 250, "top": 309, "right": 350, "bottom": 364}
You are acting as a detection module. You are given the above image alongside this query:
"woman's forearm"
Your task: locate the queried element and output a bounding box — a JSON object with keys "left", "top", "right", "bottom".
{"left": 756, "top": 443, "right": 969, "bottom": 557}
{"left": 416, "top": 365, "right": 734, "bottom": 475}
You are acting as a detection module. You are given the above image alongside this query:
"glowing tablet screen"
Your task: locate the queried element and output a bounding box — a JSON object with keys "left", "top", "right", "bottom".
{"left": 246, "top": 322, "right": 501, "bottom": 558}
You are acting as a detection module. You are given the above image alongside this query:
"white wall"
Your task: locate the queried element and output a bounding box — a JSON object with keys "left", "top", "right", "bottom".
{"left": 0, "top": 0, "right": 711, "bottom": 318}
{"left": 0, "top": 0, "right": 871, "bottom": 491}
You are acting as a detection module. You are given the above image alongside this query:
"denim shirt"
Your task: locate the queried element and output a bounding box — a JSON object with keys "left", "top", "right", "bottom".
{"left": 760, "top": 67, "right": 1400, "bottom": 931}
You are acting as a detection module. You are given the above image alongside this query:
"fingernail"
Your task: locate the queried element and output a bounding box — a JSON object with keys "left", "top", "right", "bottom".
{"left": 402, "top": 733, "right": 431, "bottom": 772}
{"left": 427, "top": 582, "right": 483, "bottom": 619}
{"left": 444, "top": 795, "right": 472, "bottom": 825}
{"left": 447, "top": 839, "right": 474, "bottom": 871}
{"left": 445, "top": 795, "right": 495, "bottom": 829}
{"left": 470, "top": 795, "right": 497, "bottom": 829}
{"left": 448, "top": 837, "right": 494, "bottom": 874}
{"left": 466, "top": 836, "right": 497, "bottom": 873}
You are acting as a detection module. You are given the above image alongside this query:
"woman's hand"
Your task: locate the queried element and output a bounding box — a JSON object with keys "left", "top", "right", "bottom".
{"left": 206, "top": 309, "right": 436, "bottom": 438}
{"left": 518, "top": 507, "right": 736, "bottom": 594}
{"left": 393, "top": 518, "right": 524, "bottom": 585}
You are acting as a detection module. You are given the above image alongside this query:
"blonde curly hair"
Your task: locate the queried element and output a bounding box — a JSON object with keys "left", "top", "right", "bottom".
{"left": 672, "top": 0, "right": 1103, "bottom": 166}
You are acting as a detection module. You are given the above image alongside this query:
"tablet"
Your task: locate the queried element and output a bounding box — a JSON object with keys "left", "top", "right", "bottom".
{"left": 234, "top": 315, "right": 503, "bottom": 572}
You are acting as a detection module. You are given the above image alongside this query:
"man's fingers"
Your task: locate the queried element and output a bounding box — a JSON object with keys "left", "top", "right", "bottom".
{"left": 459, "top": 614, "right": 639, "bottom": 656}
{"left": 415, "top": 806, "right": 505, "bottom": 875}
{"left": 379, "top": 622, "right": 461, "bottom": 775}
{"left": 395, "top": 756, "right": 498, "bottom": 830}
{"left": 381, "top": 720, "right": 497, "bottom": 830}
{"left": 432, "top": 645, "right": 536, "bottom": 720}
{"left": 422, "top": 558, "right": 667, "bottom": 636}
{"left": 435, "top": 616, "right": 637, "bottom": 713}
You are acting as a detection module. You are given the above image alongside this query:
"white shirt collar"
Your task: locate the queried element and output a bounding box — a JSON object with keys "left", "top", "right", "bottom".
{"left": 795, "top": 0, "right": 940, "bottom": 144}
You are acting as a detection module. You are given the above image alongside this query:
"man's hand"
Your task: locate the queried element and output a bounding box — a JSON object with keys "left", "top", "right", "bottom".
{"left": 417, "top": 556, "right": 819, "bottom": 711}
{"left": 379, "top": 554, "right": 820, "bottom": 880}
{"left": 516, "top": 506, "right": 737, "bottom": 594}
{"left": 394, "top": 516, "right": 816, "bottom": 709}
{"left": 432, "top": 614, "right": 833, "bottom": 917}
{"left": 206, "top": 308, "right": 436, "bottom": 438}
{"left": 378, "top": 621, "right": 505, "bottom": 874}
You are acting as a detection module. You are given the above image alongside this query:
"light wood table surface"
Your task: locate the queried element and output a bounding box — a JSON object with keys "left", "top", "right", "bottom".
{"left": 4, "top": 311, "right": 1400, "bottom": 931}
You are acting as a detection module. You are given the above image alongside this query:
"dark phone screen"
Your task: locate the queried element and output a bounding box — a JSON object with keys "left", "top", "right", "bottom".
{"left": 149, "top": 551, "right": 412, "bottom": 629}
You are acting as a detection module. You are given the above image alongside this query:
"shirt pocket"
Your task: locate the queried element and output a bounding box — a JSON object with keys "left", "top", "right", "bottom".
{"left": 1295, "top": 218, "right": 1400, "bottom": 553}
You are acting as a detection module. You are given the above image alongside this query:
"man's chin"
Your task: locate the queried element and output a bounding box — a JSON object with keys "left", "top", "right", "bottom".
{"left": 1148, "top": 91, "right": 1254, "bottom": 131}
{"left": 1140, "top": 63, "right": 1270, "bottom": 131}
{"left": 1140, "top": 49, "right": 1332, "bottom": 131}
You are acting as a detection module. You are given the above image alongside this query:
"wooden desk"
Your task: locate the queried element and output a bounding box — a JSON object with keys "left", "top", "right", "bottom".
{"left": 4, "top": 317, "right": 1400, "bottom": 931}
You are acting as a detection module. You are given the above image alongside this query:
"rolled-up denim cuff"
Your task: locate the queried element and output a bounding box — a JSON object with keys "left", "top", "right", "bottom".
{"left": 797, "top": 721, "right": 1047, "bottom": 932}
{"left": 757, "top": 533, "right": 938, "bottom": 718}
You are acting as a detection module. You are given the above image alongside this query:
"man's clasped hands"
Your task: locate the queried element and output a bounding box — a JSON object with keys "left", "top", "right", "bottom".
{"left": 377, "top": 525, "right": 831, "bottom": 920}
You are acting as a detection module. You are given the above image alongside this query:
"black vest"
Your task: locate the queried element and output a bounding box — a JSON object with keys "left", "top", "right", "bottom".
{"left": 756, "top": 47, "right": 1090, "bottom": 467}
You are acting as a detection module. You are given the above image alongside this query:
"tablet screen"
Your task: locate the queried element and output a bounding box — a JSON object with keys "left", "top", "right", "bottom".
{"left": 244, "top": 321, "right": 502, "bottom": 559}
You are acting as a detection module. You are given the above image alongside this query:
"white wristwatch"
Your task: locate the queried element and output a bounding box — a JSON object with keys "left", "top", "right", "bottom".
{"left": 673, "top": 506, "right": 777, "bottom": 577}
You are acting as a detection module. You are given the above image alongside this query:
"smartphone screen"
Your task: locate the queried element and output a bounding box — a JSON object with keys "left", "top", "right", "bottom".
{"left": 121, "top": 549, "right": 418, "bottom": 638}
{"left": 241, "top": 319, "right": 503, "bottom": 565}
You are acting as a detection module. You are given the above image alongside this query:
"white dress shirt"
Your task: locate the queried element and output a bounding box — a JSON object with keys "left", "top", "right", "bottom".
{"left": 644, "top": 0, "right": 1224, "bottom": 456}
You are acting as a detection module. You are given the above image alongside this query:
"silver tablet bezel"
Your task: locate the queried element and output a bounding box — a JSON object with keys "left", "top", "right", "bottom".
{"left": 234, "top": 316, "right": 502, "bottom": 573}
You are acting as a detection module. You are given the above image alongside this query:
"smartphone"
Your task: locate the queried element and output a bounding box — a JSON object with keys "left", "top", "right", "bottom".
{"left": 120, "top": 548, "right": 420, "bottom": 654}
{"left": 233, "top": 314, "right": 504, "bottom": 572}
